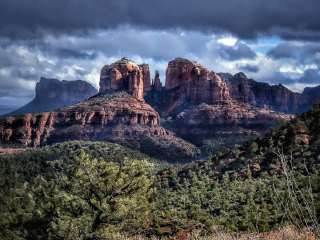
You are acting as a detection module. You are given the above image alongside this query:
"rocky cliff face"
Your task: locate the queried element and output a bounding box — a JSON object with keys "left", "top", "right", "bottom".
{"left": 3, "top": 57, "right": 318, "bottom": 159}
{"left": 140, "top": 64, "right": 152, "bottom": 93}
{"left": 146, "top": 58, "right": 232, "bottom": 117}
{"left": 220, "top": 72, "right": 310, "bottom": 113}
{"left": 0, "top": 92, "right": 199, "bottom": 161}
{"left": 152, "top": 71, "right": 162, "bottom": 91}
{"left": 220, "top": 72, "right": 256, "bottom": 104}
{"left": 100, "top": 58, "right": 150, "bottom": 100}
{"left": 145, "top": 58, "right": 294, "bottom": 149}
{"left": 10, "top": 77, "right": 97, "bottom": 115}
{"left": 172, "top": 101, "right": 292, "bottom": 147}
{"left": 0, "top": 58, "right": 200, "bottom": 161}
{"left": 165, "top": 58, "right": 231, "bottom": 105}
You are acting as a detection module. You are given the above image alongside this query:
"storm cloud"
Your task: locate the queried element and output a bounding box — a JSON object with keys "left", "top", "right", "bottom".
{"left": 219, "top": 42, "right": 256, "bottom": 61}
{"left": 1, "top": 0, "right": 320, "bottom": 40}
{"left": 0, "top": 1, "right": 320, "bottom": 108}
{"left": 267, "top": 41, "right": 320, "bottom": 65}
{"left": 239, "top": 64, "right": 260, "bottom": 73}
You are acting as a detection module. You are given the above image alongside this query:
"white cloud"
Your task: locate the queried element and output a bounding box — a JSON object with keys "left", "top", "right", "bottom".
{"left": 217, "top": 36, "right": 238, "bottom": 46}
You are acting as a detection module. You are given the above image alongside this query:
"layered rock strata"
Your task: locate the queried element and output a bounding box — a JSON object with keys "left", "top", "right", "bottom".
{"left": 220, "top": 72, "right": 310, "bottom": 113}
{"left": 100, "top": 57, "right": 150, "bottom": 100}
{"left": 0, "top": 92, "right": 199, "bottom": 161}
{"left": 172, "top": 102, "right": 292, "bottom": 147}
{"left": 165, "top": 58, "right": 231, "bottom": 105}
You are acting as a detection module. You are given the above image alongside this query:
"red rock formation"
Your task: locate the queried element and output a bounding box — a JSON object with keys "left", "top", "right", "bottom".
{"left": 222, "top": 72, "right": 256, "bottom": 104}
{"left": 99, "top": 58, "right": 148, "bottom": 100}
{"left": 165, "top": 58, "right": 231, "bottom": 104}
{"left": 139, "top": 64, "right": 151, "bottom": 93}
{"left": 152, "top": 70, "right": 162, "bottom": 91}
{"left": 0, "top": 92, "right": 199, "bottom": 161}
{"left": 173, "top": 101, "right": 292, "bottom": 146}
{"left": 220, "top": 72, "right": 309, "bottom": 113}
{"left": 177, "top": 102, "right": 291, "bottom": 127}
{"left": 0, "top": 147, "right": 25, "bottom": 155}
{"left": 0, "top": 93, "right": 159, "bottom": 147}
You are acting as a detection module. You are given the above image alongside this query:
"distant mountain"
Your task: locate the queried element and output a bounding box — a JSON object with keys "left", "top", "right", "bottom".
{"left": 219, "top": 72, "right": 319, "bottom": 113}
{"left": 8, "top": 77, "right": 97, "bottom": 115}
{"left": 0, "top": 105, "right": 17, "bottom": 116}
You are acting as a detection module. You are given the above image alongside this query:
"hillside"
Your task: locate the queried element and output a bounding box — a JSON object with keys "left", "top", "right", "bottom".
{"left": 154, "top": 103, "right": 320, "bottom": 235}
{"left": 1, "top": 105, "right": 320, "bottom": 239}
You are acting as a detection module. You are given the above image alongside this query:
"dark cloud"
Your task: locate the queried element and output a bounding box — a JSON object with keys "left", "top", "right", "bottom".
{"left": 299, "top": 68, "right": 320, "bottom": 84}
{"left": 267, "top": 44, "right": 295, "bottom": 59}
{"left": 239, "top": 64, "right": 259, "bottom": 73}
{"left": 260, "top": 71, "right": 295, "bottom": 85}
{"left": 54, "top": 49, "right": 97, "bottom": 60}
{"left": 0, "top": 0, "right": 320, "bottom": 40}
{"left": 261, "top": 68, "right": 320, "bottom": 86}
{"left": 219, "top": 42, "right": 256, "bottom": 61}
{"left": 16, "top": 69, "right": 38, "bottom": 80}
{"left": 267, "top": 42, "right": 320, "bottom": 65}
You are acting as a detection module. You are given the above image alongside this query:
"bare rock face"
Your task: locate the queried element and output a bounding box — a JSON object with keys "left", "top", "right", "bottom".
{"left": 9, "top": 77, "right": 97, "bottom": 115}
{"left": 222, "top": 72, "right": 256, "bottom": 104}
{"left": 220, "top": 72, "right": 310, "bottom": 113}
{"left": 148, "top": 58, "right": 232, "bottom": 117}
{"left": 99, "top": 58, "right": 150, "bottom": 100}
{"left": 139, "top": 64, "right": 152, "bottom": 93}
{"left": 145, "top": 59, "right": 294, "bottom": 149}
{"left": 165, "top": 58, "right": 231, "bottom": 104}
{"left": 0, "top": 92, "right": 199, "bottom": 161}
{"left": 152, "top": 70, "right": 162, "bottom": 91}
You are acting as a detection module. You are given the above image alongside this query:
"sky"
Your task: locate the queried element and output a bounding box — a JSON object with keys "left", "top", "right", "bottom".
{"left": 0, "top": 0, "right": 320, "bottom": 110}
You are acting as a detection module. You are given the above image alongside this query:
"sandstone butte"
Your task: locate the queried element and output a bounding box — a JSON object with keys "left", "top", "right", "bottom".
{"left": 165, "top": 58, "right": 231, "bottom": 104}
{"left": 0, "top": 58, "right": 200, "bottom": 161}
{"left": 145, "top": 58, "right": 292, "bottom": 147}
{"left": 100, "top": 57, "right": 152, "bottom": 100}
{"left": 220, "top": 72, "right": 310, "bottom": 113}
{"left": 0, "top": 57, "right": 298, "bottom": 159}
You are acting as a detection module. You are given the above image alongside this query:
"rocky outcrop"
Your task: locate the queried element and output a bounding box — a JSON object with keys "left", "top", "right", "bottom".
{"left": 171, "top": 101, "right": 292, "bottom": 147}
{"left": 165, "top": 58, "right": 231, "bottom": 105}
{"left": 220, "top": 72, "right": 310, "bottom": 113}
{"left": 146, "top": 58, "right": 232, "bottom": 117}
{"left": 3, "top": 56, "right": 319, "bottom": 159}
{"left": 152, "top": 70, "right": 162, "bottom": 91}
{"left": 100, "top": 58, "right": 150, "bottom": 100}
{"left": 9, "top": 77, "right": 97, "bottom": 115}
{"left": 140, "top": 64, "right": 152, "bottom": 93}
{"left": 220, "top": 72, "right": 256, "bottom": 104}
{"left": 0, "top": 147, "right": 25, "bottom": 155}
{"left": 145, "top": 58, "right": 294, "bottom": 149}
{"left": 0, "top": 92, "right": 199, "bottom": 161}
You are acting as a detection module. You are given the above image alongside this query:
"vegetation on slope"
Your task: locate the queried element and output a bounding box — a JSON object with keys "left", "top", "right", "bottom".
{"left": 1, "top": 104, "right": 320, "bottom": 239}
{"left": 0, "top": 141, "right": 157, "bottom": 239}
